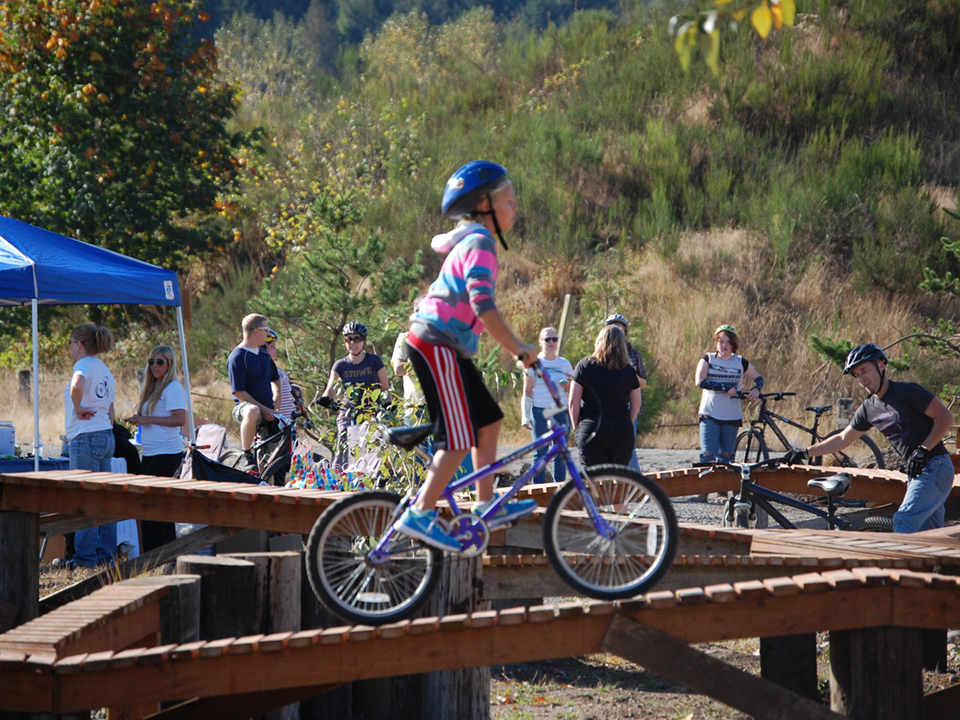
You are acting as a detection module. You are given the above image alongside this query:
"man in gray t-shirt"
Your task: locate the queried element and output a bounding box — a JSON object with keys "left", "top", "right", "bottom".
{"left": 783, "top": 344, "right": 954, "bottom": 533}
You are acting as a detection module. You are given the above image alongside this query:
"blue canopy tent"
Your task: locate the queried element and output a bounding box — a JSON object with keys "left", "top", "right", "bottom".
{"left": 0, "top": 216, "right": 195, "bottom": 470}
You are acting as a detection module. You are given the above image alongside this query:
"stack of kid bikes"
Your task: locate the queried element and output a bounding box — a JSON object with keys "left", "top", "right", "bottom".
{"left": 303, "top": 358, "right": 680, "bottom": 626}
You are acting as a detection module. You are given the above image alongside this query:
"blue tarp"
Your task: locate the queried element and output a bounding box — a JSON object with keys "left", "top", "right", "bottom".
{"left": 0, "top": 215, "right": 180, "bottom": 306}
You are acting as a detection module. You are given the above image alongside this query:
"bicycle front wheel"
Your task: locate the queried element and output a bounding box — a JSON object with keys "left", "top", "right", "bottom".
{"left": 543, "top": 465, "right": 678, "bottom": 601}
{"left": 305, "top": 491, "right": 443, "bottom": 626}
{"left": 734, "top": 429, "right": 769, "bottom": 463}
{"left": 261, "top": 452, "right": 292, "bottom": 486}
{"left": 814, "top": 430, "right": 885, "bottom": 469}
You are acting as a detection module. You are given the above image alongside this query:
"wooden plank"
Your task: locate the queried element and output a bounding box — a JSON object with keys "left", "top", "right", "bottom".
{"left": 923, "top": 680, "right": 960, "bottom": 720}
{"left": 601, "top": 614, "right": 846, "bottom": 720}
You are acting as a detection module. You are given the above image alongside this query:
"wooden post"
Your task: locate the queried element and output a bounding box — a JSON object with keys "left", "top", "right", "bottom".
{"left": 760, "top": 633, "right": 819, "bottom": 700}
{"left": 17, "top": 370, "right": 30, "bottom": 407}
{"left": 829, "top": 627, "right": 923, "bottom": 719}
{"left": 299, "top": 552, "right": 352, "bottom": 720}
{"left": 0, "top": 511, "right": 39, "bottom": 633}
{"left": 921, "top": 628, "right": 947, "bottom": 672}
{"left": 224, "top": 552, "right": 301, "bottom": 720}
{"left": 107, "top": 575, "right": 202, "bottom": 720}
{"left": 556, "top": 293, "right": 574, "bottom": 358}
{"left": 176, "top": 555, "right": 258, "bottom": 640}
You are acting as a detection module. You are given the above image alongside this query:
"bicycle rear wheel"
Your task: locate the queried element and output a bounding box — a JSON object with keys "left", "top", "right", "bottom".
{"left": 305, "top": 491, "right": 443, "bottom": 626}
{"left": 848, "top": 515, "right": 894, "bottom": 532}
{"left": 261, "top": 452, "right": 292, "bottom": 486}
{"left": 734, "top": 429, "right": 769, "bottom": 463}
{"left": 814, "top": 430, "right": 885, "bottom": 469}
{"left": 543, "top": 465, "right": 677, "bottom": 600}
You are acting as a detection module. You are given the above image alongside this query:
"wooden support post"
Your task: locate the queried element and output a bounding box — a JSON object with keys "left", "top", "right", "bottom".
{"left": 760, "top": 633, "right": 819, "bottom": 701}
{"left": 107, "top": 575, "right": 202, "bottom": 720}
{"left": 602, "top": 614, "right": 845, "bottom": 720}
{"left": 829, "top": 627, "right": 923, "bottom": 719}
{"left": 223, "top": 552, "right": 301, "bottom": 720}
{"left": 921, "top": 628, "right": 947, "bottom": 672}
{"left": 298, "top": 552, "right": 352, "bottom": 720}
{"left": 175, "top": 555, "right": 257, "bottom": 641}
{"left": 0, "top": 511, "right": 39, "bottom": 633}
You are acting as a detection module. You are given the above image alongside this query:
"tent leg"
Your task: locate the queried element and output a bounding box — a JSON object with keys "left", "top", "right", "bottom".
{"left": 177, "top": 304, "right": 196, "bottom": 444}
{"left": 32, "top": 299, "right": 40, "bottom": 471}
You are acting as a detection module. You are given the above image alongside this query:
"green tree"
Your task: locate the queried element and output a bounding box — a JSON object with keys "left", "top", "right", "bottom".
{"left": 257, "top": 182, "right": 424, "bottom": 390}
{"left": 0, "top": 0, "right": 244, "bottom": 268}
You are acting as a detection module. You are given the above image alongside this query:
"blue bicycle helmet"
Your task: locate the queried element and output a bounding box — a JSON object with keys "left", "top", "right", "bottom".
{"left": 843, "top": 343, "right": 888, "bottom": 375}
{"left": 441, "top": 161, "right": 509, "bottom": 220}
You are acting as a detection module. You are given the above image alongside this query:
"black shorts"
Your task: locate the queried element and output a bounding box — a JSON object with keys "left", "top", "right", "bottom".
{"left": 406, "top": 334, "right": 503, "bottom": 451}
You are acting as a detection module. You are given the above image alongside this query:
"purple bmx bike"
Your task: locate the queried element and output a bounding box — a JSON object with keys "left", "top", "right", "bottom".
{"left": 305, "top": 360, "right": 678, "bottom": 626}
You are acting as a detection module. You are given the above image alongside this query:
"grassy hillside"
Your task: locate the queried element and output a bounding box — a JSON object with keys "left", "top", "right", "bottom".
{"left": 9, "top": 1, "right": 959, "bottom": 450}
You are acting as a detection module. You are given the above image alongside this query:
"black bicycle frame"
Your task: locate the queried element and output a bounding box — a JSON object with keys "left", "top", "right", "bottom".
{"left": 736, "top": 470, "right": 851, "bottom": 530}
{"left": 751, "top": 405, "right": 824, "bottom": 450}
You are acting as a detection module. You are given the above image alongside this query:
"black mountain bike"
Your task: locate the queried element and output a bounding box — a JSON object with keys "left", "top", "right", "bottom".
{"left": 735, "top": 391, "right": 885, "bottom": 469}
{"left": 698, "top": 457, "right": 893, "bottom": 532}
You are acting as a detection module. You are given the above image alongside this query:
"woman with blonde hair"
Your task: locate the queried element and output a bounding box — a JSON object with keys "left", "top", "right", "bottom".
{"left": 64, "top": 323, "right": 117, "bottom": 566}
{"left": 568, "top": 325, "right": 642, "bottom": 467}
{"left": 125, "top": 345, "right": 188, "bottom": 551}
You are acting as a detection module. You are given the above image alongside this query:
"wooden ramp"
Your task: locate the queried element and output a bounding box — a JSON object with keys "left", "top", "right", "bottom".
{"left": 3, "top": 463, "right": 956, "bottom": 538}
{"left": 1, "top": 567, "right": 958, "bottom": 715}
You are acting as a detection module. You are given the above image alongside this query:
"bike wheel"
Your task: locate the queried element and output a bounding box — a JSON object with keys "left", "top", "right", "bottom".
{"left": 220, "top": 448, "right": 243, "bottom": 469}
{"left": 542, "top": 465, "right": 678, "bottom": 601}
{"left": 814, "top": 430, "right": 885, "bottom": 469}
{"left": 849, "top": 515, "right": 894, "bottom": 532}
{"left": 261, "top": 452, "right": 292, "bottom": 486}
{"left": 734, "top": 429, "right": 769, "bottom": 463}
{"left": 305, "top": 491, "right": 443, "bottom": 626}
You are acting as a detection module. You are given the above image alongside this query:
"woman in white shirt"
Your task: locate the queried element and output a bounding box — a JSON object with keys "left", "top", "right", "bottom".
{"left": 521, "top": 327, "right": 573, "bottom": 483}
{"left": 124, "top": 345, "right": 187, "bottom": 551}
{"left": 64, "top": 324, "right": 117, "bottom": 567}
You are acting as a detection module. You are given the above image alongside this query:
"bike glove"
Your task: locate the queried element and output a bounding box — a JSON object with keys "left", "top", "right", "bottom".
{"left": 317, "top": 396, "right": 332, "bottom": 408}
{"left": 905, "top": 447, "right": 929, "bottom": 478}
{"left": 781, "top": 448, "right": 809, "bottom": 465}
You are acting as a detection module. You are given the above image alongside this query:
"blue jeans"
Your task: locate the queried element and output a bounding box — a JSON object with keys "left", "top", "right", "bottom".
{"left": 894, "top": 454, "right": 954, "bottom": 533}
{"left": 531, "top": 406, "right": 570, "bottom": 484}
{"left": 699, "top": 417, "right": 738, "bottom": 464}
{"left": 628, "top": 415, "right": 641, "bottom": 472}
{"left": 70, "top": 429, "right": 117, "bottom": 566}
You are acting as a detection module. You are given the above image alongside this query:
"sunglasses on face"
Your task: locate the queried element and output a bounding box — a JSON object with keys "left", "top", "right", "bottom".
{"left": 345, "top": 335, "right": 364, "bottom": 343}
{"left": 543, "top": 337, "right": 559, "bottom": 343}
{"left": 148, "top": 358, "right": 166, "bottom": 366}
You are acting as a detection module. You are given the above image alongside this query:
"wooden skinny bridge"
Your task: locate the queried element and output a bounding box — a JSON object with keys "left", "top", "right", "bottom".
{"left": 2, "top": 465, "right": 960, "bottom": 718}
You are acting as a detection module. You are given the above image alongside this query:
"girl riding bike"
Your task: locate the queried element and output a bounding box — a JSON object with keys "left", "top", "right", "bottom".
{"left": 395, "top": 160, "right": 537, "bottom": 552}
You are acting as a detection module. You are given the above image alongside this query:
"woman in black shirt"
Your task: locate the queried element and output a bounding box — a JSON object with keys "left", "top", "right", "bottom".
{"left": 568, "top": 325, "right": 641, "bottom": 467}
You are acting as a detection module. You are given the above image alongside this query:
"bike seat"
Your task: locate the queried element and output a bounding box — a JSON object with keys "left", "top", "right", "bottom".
{"left": 384, "top": 424, "right": 433, "bottom": 452}
{"left": 806, "top": 405, "right": 832, "bottom": 415}
{"left": 807, "top": 473, "right": 851, "bottom": 497}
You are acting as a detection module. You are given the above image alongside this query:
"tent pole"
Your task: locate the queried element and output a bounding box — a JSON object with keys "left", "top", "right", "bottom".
{"left": 176, "top": 305, "right": 196, "bottom": 447}
{"left": 32, "top": 299, "right": 40, "bottom": 471}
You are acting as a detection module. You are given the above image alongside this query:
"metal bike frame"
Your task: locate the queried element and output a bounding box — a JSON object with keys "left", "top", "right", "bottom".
{"left": 750, "top": 403, "right": 826, "bottom": 452}
{"left": 367, "top": 364, "right": 617, "bottom": 564}
{"left": 729, "top": 462, "right": 851, "bottom": 531}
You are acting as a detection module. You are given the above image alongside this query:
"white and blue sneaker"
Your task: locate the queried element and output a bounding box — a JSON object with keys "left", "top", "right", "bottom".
{"left": 473, "top": 498, "right": 539, "bottom": 526}
{"left": 395, "top": 508, "right": 462, "bottom": 553}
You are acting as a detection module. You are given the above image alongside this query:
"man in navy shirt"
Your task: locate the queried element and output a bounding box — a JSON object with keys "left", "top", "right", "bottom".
{"left": 227, "top": 314, "right": 280, "bottom": 470}
{"left": 784, "top": 344, "right": 954, "bottom": 533}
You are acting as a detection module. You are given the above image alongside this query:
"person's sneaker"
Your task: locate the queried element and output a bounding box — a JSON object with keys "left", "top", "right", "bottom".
{"left": 473, "top": 498, "right": 538, "bottom": 526}
{"left": 239, "top": 450, "right": 258, "bottom": 473}
{"left": 395, "top": 508, "right": 462, "bottom": 553}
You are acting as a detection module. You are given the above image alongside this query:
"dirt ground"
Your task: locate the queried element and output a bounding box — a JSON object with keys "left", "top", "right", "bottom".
{"left": 489, "top": 637, "right": 960, "bottom": 719}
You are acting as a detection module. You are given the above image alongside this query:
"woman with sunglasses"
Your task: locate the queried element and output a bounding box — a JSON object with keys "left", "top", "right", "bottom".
{"left": 521, "top": 327, "right": 573, "bottom": 483}
{"left": 318, "top": 321, "right": 389, "bottom": 470}
{"left": 124, "top": 346, "right": 187, "bottom": 551}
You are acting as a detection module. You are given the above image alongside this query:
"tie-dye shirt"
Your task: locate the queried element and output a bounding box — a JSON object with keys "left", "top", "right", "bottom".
{"left": 409, "top": 222, "right": 498, "bottom": 358}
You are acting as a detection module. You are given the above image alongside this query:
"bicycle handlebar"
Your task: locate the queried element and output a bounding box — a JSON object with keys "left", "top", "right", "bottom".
{"left": 695, "top": 456, "right": 781, "bottom": 475}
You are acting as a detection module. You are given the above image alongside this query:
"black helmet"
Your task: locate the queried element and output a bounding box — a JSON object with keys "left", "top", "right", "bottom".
{"left": 342, "top": 321, "right": 368, "bottom": 338}
{"left": 843, "top": 343, "right": 888, "bottom": 375}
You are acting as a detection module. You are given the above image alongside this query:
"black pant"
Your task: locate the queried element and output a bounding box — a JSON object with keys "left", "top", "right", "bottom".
{"left": 140, "top": 452, "right": 184, "bottom": 552}
{"left": 576, "top": 421, "right": 635, "bottom": 468}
